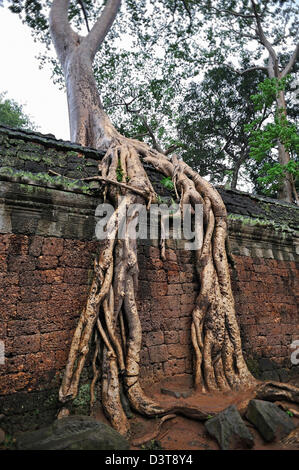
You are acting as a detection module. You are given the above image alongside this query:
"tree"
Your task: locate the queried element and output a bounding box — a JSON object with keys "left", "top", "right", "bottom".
{"left": 9, "top": 1, "right": 298, "bottom": 200}
{"left": 245, "top": 75, "right": 299, "bottom": 197}
{"left": 193, "top": 0, "right": 299, "bottom": 202}
{"left": 176, "top": 66, "right": 268, "bottom": 190}
{"left": 0, "top": 92, "right": 37, "bottom": 130}
{"left": 47, "top": 0, "right": 256, "bottom": 434}
{"left": 8, "top": 0, "right": 299, "bottom": 435}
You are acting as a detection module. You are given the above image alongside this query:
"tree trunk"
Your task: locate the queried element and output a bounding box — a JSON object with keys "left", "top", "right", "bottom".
{"left": 231, "top": 160, "right": 242, "bottom": 190}
{"left": 64, "top": 50, "right": 119, "bottom": 149}
{"left": 276, "top": 90, "right": 294, "bottom": 203}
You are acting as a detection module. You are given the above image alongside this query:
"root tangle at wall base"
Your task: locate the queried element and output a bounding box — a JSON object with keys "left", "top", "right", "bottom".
{"left": 57, "top": 137, "right": 268, "bottom": 435}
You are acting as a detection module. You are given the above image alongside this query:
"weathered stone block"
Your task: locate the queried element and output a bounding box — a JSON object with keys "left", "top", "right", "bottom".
{"left": 205, "top": 405, "right": 254, "bottom": 450}
{"left": 13, "top": 334, "right": 41, "bottom": 355}
{"left": 164, "top": 331, "right": 179, "bottom": 344}
{"left": 167, "top": 343, "right": 188, "bottom": 359}
{"left": 148, "top": 344, "right": 168, "bottom": 363}
{"left": 42, "top": 237, "right": 64, "bottom": 256}
{"left": 145, "top": 331, "right": 164, "bottom": 347}
{"left": 245, "top": 399, "right": 296, "bottom": 442}
{"left": 16, "top": 415, "right": 129, "bottom": 450}
{"left": 163, "top": 358, "right": 186, "bottom": 376}
{"left": 37, "top": 255, "right": 58, "bottom": 270}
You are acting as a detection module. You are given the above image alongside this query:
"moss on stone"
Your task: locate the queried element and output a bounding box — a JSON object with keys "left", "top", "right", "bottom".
{"left": 18, "top": 152, "right": 41, "bottom": 162}
{"left": 41, "top": 155, "right": 56, "bottom": 165}
{"left": 67, "top": 150, "right": 80, "bottom": 158}
{"left": 0, "top": 167, "right": 97, "bottom": 195}
{"left": 246, "top": 357, "right": 261, "bottom": 379}
{"left": 228, "top": 213, "right": 296, "bottom": 234}
{"left": 72, "top": 383, "right": 91, "bottom": 415}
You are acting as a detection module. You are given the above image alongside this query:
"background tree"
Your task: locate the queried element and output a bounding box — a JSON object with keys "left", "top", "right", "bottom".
{"left": 0, "top": 91, "right": 37, "bottom": 130}
{"left": 245, "top": 75, "right": 299, "bottom": 198}
{"left": 192, "top": 0, "right": 299, "bottom": 201}
{"left": 177, "top": 66, "right": 269, "bottom": 190}
{"left": 9, "top": 1, "right": 298, "bottom": 201}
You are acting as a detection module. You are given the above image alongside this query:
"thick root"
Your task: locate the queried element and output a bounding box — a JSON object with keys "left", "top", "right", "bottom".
{"left": 131, "top": 414, "right": 176, "bottom": 447}
{"left": 58, "top": 136, "right": 296, "bottom": 436}
{"left": 255, "top": 381, "right": 299, "bottom": 404}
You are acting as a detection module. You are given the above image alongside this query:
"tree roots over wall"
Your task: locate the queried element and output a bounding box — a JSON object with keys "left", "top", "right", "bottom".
{"left": 57, "top": 137, "right": 299, "bottom": 436}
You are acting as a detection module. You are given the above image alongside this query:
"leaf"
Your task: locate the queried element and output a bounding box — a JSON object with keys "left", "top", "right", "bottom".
{"left": 161, "top": 176, "right": 174, "bottom": 190}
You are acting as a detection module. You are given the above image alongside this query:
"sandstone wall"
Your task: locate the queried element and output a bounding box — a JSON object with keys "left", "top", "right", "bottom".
{"left": 0, "top": 125, "right": 298, "bottom": 432}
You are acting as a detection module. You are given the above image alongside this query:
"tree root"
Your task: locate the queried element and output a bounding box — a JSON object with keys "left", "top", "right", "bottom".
{"left": 57, "top": 135, "right": 299, "bottom": 435}
{"left": 131, "top": 414, "right": 176, "bottom": 447}
{"left": 254, "top": 381, "right": 299, "bottom": 404}
{"left": 275, "top": 402, "right": 299, "bottom": 418}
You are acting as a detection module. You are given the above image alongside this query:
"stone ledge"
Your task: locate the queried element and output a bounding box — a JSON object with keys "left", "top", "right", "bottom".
{"left": 0, "top": 181, "right": 102, "bottom": 240}
{"left": 0, "top": 180, "right": 298, "bottom": 260}
{"left": 0, "top": 124, "right": 104, "bottom": 159}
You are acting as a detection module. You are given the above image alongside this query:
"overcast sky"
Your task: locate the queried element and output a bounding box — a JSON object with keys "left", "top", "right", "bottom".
{"left": 0, "top": 4, "right": 70, "bottom": 140}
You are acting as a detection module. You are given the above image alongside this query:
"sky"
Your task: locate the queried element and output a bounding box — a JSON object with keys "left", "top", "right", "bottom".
{"left": 0, "top": 3, "right": 70, "bottom": 140}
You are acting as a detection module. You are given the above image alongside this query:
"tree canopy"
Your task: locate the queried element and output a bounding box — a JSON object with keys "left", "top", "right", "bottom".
{"left": 176, "top": 66, "right": 269, "bottom": 190}
{"left": 0, "top": 92, "right": 37, "bottom": 130}
{"left": 8, "top": 0, "right": 299, "bottom": 198}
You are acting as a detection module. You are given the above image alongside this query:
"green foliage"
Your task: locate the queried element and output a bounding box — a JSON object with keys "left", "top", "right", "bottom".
{"left": 177, "top": 65, "right": 266, "bottom": 188}
{"left": 256, "top": 161, "right": 299, "bottom": 196}
{"left": 245, "top": 76, "right": 298, "bottom": 196}
{"left": 72, "top": 383, "right": 91, "bottom": 414}
{"left": 0, "top": 433, "right": 16, "bottom": 450}
{"left": 116, "top": 158, "right": 124, "bottom": 182}
{"left": 250, "top": 78, "right": 288, "bottom": 112}
{"left": 160, "top": 176, "right": 174, "bottom": 190}
{"left": 141, "top": 439, "right": 163, "bottom": 450}
{"left": 286, "top": 409, "right": 294, "bottom": 417}
{"left": 0, "top": 92, "right": 37, "bottom": 130}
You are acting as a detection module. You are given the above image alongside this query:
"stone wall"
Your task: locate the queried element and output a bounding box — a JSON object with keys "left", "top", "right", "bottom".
{"left": 0, "top": 125, "right": 298, "bottom": 432}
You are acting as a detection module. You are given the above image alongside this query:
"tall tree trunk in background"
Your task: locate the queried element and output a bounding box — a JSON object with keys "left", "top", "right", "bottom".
{"left": 251, "top": 0, "right": 298, "bottom": 203}
{"left": 230, "top": 150, "right": 249, "bottom": 190}
{"left": 276, "top": 90, "right": 297, "bottom": 203}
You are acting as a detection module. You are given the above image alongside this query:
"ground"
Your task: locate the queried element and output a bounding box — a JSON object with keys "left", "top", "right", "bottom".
{"left": 94, "top": 374, "right": 299, "bottom": 451}
{"left": 1, "top": 375, "right": 298, "bottom": 450}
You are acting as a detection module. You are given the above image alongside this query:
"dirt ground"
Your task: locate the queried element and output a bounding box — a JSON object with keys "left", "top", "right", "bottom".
{"left": 2, "top": 375, "right": 298, "bottom": 451}
{"left": 95, "top": 375, "right": 299, "bottom": 451}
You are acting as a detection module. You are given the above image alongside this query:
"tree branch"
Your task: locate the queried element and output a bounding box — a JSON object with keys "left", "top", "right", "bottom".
{"left": 123, "top": 101, "right": 164, "bottom": 154}
{"left": 49, "top": 0, "right": 77, "bottom": 65}
{"left": 78, "top": 0, "right": 90, "bottom": 32}
{"left": 181, "top": 0, "right": 192, "bottom": 26}
{"left": 48, "top": 170, "right": 149, "bottom": 198}
{"left": 281, "top": 44, "right": 299, "bottom": 78}
{"left": 250, "top": 0, "right": 279, "bottom": 76}
{"left": 210, "top": 5, "right": 255, "bottom": 20}
{"left": 83, "top": 0, "right": 121, "bottom": 61}
{"left": 224, "top": 64, "right": 267, "bottom": 75}
{"left": 164, "top": 144, "right": 181, "bottom": 156}
{"left": 132, "top": 132, "right": 150, "bottom": 140}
